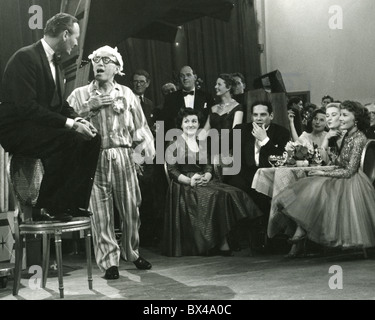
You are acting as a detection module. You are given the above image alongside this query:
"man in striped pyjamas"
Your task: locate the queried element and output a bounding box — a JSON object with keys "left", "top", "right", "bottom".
{"left": 67, "top": 46, "right": 155, "bottom": 280}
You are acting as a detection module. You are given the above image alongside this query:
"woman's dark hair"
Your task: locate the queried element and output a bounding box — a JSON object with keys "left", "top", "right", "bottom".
{"left": 311, "top": 109, "right": 326, "bottom": 119}
{"left": 340, "top": 101, "right": 370, "bottom": 132}
{"left": 44, "top": 13, "right": 79, "bottom": 37}
{"left": 322, "top": 95, "right": 334, "bottom": 103}
{"left": 218, "top": 73, "right": 236, "bottom": 95}
{"left": 175, "top": 108, "right": 204, "bottom": 129}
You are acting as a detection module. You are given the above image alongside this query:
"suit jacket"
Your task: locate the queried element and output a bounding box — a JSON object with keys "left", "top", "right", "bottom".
{"left": 162, "top": 89, "right": 215, "bottom": 132}
{"left": 0, "top": 40, "right": 78, "bottom": 141}
{"left": 138, "top": 95, "right": 155, "bottom": 129}
{"left": 233, "top": 122, "right": 290, "bottom": 179}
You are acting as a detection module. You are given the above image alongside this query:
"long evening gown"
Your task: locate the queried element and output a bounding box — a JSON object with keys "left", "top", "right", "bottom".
{"left": 162, "top": 136, "right": 263, "bottom": 256}
{"left": 268, "top": 131, "right": 375, "bottom": 248}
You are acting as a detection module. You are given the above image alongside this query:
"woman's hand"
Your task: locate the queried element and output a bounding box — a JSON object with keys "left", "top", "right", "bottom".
{"left": 201, "top": 173, "right": 212, "bottom": 186}
{"left": 190, "top": 173, "right": 203, "bottom": 187}
{"left": 308, "top": 170, "right": 325, "bottom": 176}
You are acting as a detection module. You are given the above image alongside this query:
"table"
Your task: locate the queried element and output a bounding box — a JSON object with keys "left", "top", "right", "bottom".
{"left": 251, "top": 165, "right": 337, "bottom": 238}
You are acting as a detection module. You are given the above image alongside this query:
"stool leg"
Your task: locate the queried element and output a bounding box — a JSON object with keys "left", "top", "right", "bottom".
{"left": 85, "top": 229, "right": 93, "bottom": 290}
{"left": 54, "top": 230, "right": 64, "bottom": 298}
{"left": 42, "top": 234, "right": 51, "bottom": 288}
{"left": 13, "top": 234, "right": 24, "bottom": 296}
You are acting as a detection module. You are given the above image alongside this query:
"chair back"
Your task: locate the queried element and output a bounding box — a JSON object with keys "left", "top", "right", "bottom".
{"left": 360, "top": 139, "right": 375, "bottom": 186}
{"left": 8, "top": 155, "right": 44, "bottom": 207}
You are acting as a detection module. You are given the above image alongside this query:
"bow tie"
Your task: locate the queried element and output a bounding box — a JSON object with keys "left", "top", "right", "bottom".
{"left": 183, "top": 90, "right": 194, "bottom": 96}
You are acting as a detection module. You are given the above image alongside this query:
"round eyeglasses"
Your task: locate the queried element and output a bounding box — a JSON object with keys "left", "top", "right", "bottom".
{"left": 92, "top": 56, "right": 118, "bottom": 65}
{"left": 133, "top": 80, "right": 146, "bottom": 86}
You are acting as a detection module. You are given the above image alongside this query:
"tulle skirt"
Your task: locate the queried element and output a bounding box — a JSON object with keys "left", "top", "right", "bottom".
{"left": 163, "top": 176, "right": 263, "bottom": 257}
{"left": 268, "top": 171, "right": 375, "bottom": 248}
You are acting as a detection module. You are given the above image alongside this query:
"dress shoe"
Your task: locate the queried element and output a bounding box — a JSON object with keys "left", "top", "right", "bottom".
{"left": 68, "top": 208, "right": 93, "bottom": 218}
{"left": 288, "top": 234, "right": 307, "bottom": 244}
{"left": 133, "top": 257, "right": 152, "bottom": 270}
{"left": 41, "top": 209, "right": 73, "bottom": 222}
{"left": 32, "top": 211, "right": 56, "bottom": 222}
{"left": 104, "top": 266, "right": 119, "bottom": 280}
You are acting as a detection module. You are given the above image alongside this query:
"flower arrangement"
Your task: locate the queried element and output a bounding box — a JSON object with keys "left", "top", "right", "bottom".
{"left": 285, "top": 140, "right": 315, "bottom": 164}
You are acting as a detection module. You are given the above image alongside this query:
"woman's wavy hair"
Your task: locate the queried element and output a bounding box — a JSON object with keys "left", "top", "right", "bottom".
{"left": 218, "top": 73, "right": 236, "bottom": 95}
{"left": 340, "top": 100, "right": 370, "bottom": 132}
{"left": 175, "top": 108, "right": 204, "bottom": 129}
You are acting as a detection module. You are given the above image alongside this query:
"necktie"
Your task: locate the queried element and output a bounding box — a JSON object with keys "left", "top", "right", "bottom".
{"left": 183, "top": 90, "right": 194, "bottom": 96}
{"left": 53, "top": 53, "right": 63, "bottom": 100}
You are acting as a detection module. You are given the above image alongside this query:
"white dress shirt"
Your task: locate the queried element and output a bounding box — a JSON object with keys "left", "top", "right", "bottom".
{"left": 254, "top": 127, "right": 270, "bottom": 166}
{"left": 41, "top": 38, "right": 74, "bottom": 129}
{"left": 183, "top": 90, "right": 195, "bottom": 109}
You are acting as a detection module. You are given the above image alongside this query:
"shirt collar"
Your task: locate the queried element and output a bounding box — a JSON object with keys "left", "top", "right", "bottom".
{"left": 89, "top": 80, "right": 121, "bottom": 95}
{"left": 41, "top": 38, "right": 55, "bottom": 63}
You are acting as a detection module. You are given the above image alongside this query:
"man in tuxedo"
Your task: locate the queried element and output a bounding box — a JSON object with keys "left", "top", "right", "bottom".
{"left": 132, "top": 69, "right": 156, "bottom": 131}
{"left": 0, "top": 13, "right": 101, "bottom": 222}
{"left": 162, "top": 65, "right": 215, "bottom": 132}
{"left": 225, "top": 101, "right": 290, "bottom": 215}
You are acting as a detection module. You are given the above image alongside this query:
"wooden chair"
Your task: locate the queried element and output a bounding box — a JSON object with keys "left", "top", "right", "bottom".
{"left": 7, "top": 155, "right": 93, "bottom": 298}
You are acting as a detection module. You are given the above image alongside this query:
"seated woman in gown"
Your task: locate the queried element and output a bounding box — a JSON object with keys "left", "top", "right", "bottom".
{"left": 268, "top": 101, "right": 375, "bottom": 257}
{"left": 162, "top": 108, "right": 263, "bottom": 257}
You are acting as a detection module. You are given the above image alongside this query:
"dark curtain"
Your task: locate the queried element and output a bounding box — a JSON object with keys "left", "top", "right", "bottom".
{"left": 184, "top": 0, "right": 260, "bottom": 98}
{"left": 113, "top": 0, "right": 260, "bottom": 106}
{"left": 0, "top": 0, "right": 61, "bottom": 85}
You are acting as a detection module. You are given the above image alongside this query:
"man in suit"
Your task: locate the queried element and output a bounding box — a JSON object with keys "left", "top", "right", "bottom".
{"left": 0, "top": 13, "right": 101, "bottom": 222}
{"left": 226, "top": 101, "right": 290, "bottom": 215}
{"left": 162, "top": 65, "right": 215, "bottom": 132}
{"left": 132, "top": 69, "right": 156, "bottom": 131}
{"left": 131, "top": 69, "right": 158, "bottom": 247}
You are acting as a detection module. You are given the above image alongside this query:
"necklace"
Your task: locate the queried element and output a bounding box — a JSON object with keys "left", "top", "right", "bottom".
{"left": 219, "top": 99, "right": 235, "bottom": 109}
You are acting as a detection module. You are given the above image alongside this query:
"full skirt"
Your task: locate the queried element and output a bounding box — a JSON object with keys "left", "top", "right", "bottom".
{"left": 163, "top": 178, "right": 263, "bottom": 256}
{"left": 269, "top": 171, "right": 375, "bottom": 248}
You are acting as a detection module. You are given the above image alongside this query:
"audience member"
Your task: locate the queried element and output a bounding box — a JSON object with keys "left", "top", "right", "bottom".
{"left": 162, "top": 65, "right": 215, "bottom": 132}
{"left": 320, "top": 95, "right": 334, "bottom": 110}
{"left": 203, "top": 73, "right": 243, "bottom": 156}
{"left": 162, "top": 108, "right": 262, "bottom": 257}
{"left": 161, "top": 82, "right": 177, "bottom": 96}
{"left": 0, "top": 13, "right": 101, "bottom": 222}
{"left": 67, "top": 45, "right": 155, "bottom": 280}
{"left": 364, "top": 102, "right": 375, "bottom": 139}
{"left": 321, "top": 103, "right": 345, "bottom": 163}
{"left": 289, "top": 109, "right": 327, "bottom": 147}
{"left": 269, "top": 101, "right": 375, "bottom": 257}
{"left": 225, "top": 101, "right": 290, "bottom": 216}
{"left": 132, "top": 69, "right": 155, "bottom": 130}
{"left": 287, "top": 97, "right": 304, "bottom": 137}
{"left": 131, "top": 69, "right": 159, "bottom": 246}
{"left": 231, "top": 72, "right": 247, "bottom": 122}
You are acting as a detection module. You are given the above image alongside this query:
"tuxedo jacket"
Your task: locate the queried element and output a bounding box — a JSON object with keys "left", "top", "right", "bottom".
{"left": 0, "top": 40, "right": 78, "bottom": 145}
{"left": 162, "top": 89, "right": 215, "bottom": 131}
{"left": 234, "top": 122, "right": 290, "bottom": 173}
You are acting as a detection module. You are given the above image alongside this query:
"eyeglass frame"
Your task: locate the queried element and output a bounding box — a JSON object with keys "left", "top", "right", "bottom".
{"left": 132, "top": 80, "right": 147, "bottom": 86}
{"left": 91, "top": 56, "right": 119, "bottom": 65}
